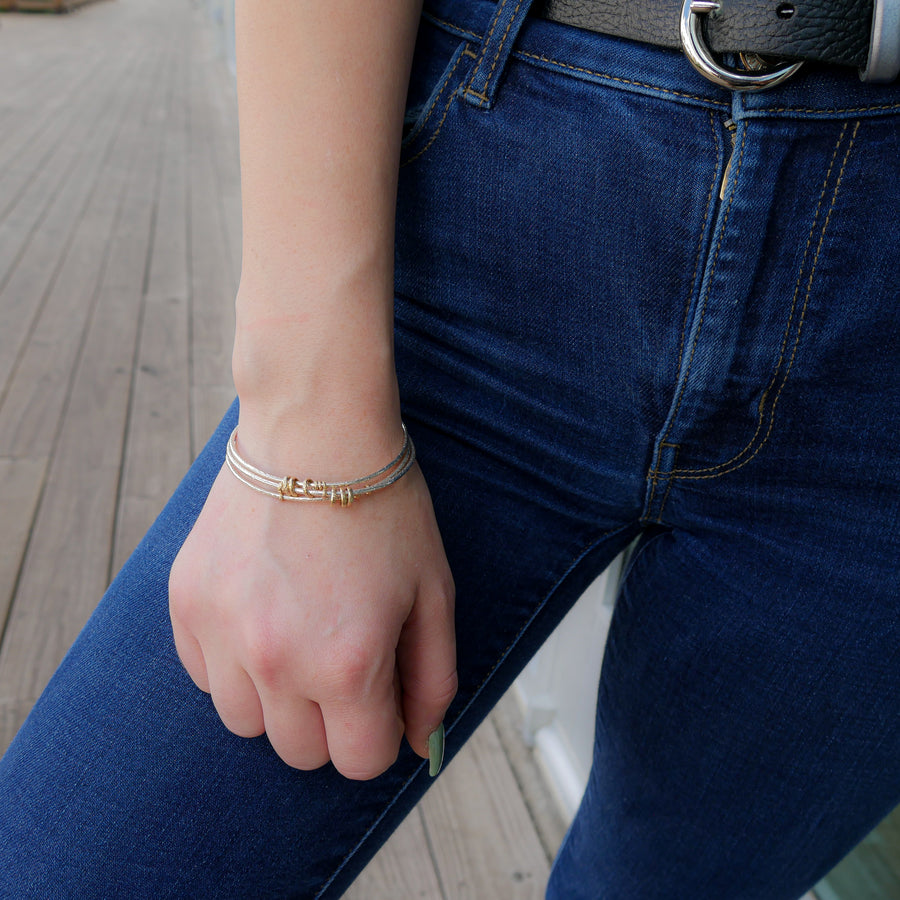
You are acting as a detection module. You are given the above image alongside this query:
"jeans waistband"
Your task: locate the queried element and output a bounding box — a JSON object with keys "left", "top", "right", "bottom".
{"left": 534, "top": 0, "right": 874, "bottom": 71}
{"left": 424, "top": 0, "right": 900, "bottom": 118}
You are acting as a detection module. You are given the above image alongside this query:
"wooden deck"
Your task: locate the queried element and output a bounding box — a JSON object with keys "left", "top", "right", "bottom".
{"left": 0, "top": 1, "right": 565, "bottom": 896}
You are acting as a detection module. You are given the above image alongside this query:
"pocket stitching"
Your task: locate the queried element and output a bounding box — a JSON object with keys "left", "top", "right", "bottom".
{"left": 401, "top": 43, "right": 475, "bottom": 168}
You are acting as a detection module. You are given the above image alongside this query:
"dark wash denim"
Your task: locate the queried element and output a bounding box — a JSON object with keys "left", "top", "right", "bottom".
{"left": 2, "top": 0, "right": 900, "bottom": 896}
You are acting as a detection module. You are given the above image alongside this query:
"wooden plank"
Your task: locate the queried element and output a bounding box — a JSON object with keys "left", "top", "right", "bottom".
{"left": 0, "top": 47, "right": 139, "bottom": 406}
{"left": 112, "top": 28, "right": 192, "bottom": 570}
{"left": 184, "top": 21, "right": 239, "bottom": 459}
{"left": 112, "top": 293, "right": 192, "bottom": 572}
{"left": 182, "top": 11, "right": 240, "bottom": 461}
{"left": 350, "top": 713, "right": 552, "bottom": 899}
{"left": 187, "top": 52, "right": 238, "bottom": 462}
{"left": 0, "top": 48, "right": 149, "bottom": 459}
{"left": 0, "top": 32, "right": 172, "bottom": 749}
{"left": 345, "top": 810, "right": 445, "bottom": 900}
{"left": 421, "top": 716, "right": 550, "bottom": 898}
{"left": 193, "top": 20, "right": 243, "bottom": 290}
{"left": 0, "top": 26, "right": 108, "bottom": 170}
{"left": 0, "top": 456, "right": 47, "bottom": 619}
{"left": 490, "top": 690, "right": 568, "bottom": 860}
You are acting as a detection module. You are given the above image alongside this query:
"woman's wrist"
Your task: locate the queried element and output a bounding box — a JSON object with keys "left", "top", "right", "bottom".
{"left": 232, "top": 288, "right": 403, "bottom": 477}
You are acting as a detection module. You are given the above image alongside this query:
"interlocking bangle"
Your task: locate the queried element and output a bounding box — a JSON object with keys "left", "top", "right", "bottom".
{"left": 225, "top": 425, "right": 415, "bottom": 507}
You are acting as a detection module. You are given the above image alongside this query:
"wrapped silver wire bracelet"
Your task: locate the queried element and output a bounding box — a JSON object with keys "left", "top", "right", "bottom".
{"left": 224, "top": 425, "right": 415, "bottom": 507}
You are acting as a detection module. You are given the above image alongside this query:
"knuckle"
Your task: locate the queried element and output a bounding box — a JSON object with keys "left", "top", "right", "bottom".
{"left": 405, "top": 668, "right": 458, "bottom": 708}
{"left": 167, "top": 566, "right": 197, "bottom": 622}
{"left": 318, "top": 640, "right": 384, "bottom": 696}
{"left": 433, "top": 669, "right": 459, "bottom": 707}
{"left": 242, "top": 618, "right": 290, "bottom": 687}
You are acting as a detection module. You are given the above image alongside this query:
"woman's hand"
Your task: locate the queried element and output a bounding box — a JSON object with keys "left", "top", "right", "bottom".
{"left": 180, "top": 0, "right": 445, "bottom": 779}
{"left": 169, "top": 450, "right": 456, "bottom": 780}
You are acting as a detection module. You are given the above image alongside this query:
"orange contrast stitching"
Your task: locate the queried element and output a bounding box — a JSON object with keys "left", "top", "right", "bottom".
{"left": 754, "top": 103, "right": 900, "bottom": 115}
{"left": 424, "top": 14, "right": 481, "bottom": 42}
{"left": 645, "top": 441, "right": 680, "bottom": 521}
{"left": 463, "top": 0, "right": 510, "bottom": 106}
{"left": 676, "top": 110, "right": 721, "bottom": 380}
{"left": 652, "top": 125, "right": 749, "bottom": 470}
{"left": 479, "top": 0, "right": 527, "bottom": 99}
{"left": 516, "top": 50, "right": 729, "bottom": 106}
{"left": 644, "top": 112, "right": 721, "bottom": 520}
{"left": 403, "top": 44, "right": 471, "bottom": 149}
{"left": 655, "top": 444, "right": 681, "bottom": 522}
{"left": 401, "top": 47, "right": 472, "bottom": 168}
{"left": 668, "top": 121, "right": 851, "bottom": 477}
{"left": 673, "top": 120, "right": 861, "bottom": 481}
{"left": 425, "top": 13, "right": 900, "bottom": 114}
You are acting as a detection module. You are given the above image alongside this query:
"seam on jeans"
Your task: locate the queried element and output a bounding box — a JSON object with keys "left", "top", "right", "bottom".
{"left": 401, "top": 50, "right": 472, "bottom": 169}
{"left": 655, "top": 444, "right": 681, "bottom": 522}
{"left": 676, "top": 110, "right": 721, "bottom": 381}
{"left": 665, "top": 121, "right": 853, "bottom": 478}
{"left": 753, "top": 103, "right": 900, "bottom": 115}
{"left": 516, "top": 50, "right": 730, "bottom": 107}
{"left": 424, "top": 13, "right": 482, "bottom": 42}
{"left": 425, "top": 13, "right": 900, "bottom": 115}
{"left": 644, "top": 112, "right": 720, "bottom": 521}
{"left": 463, "top": 0, "right": 512, "bottom": 106}
{"left": 314, "top": 521, "right": 632, "bottom": 899}
{"left": 481, "top": 0, "right": 528, "bottom": 101}
{"left": 403, "top": 43, "right": 471, "bottom": 151}
{"left": 464, "top": 88, "right": 492, "bottom": 103}
{"left": 314, "top": 763, "right": 428, "bottom": 898}
{"left": 460, "top": 523, "right": 629, "bottom": 697}
{"left": 646, "top": 125, "right": 749, "bottom": 486}
{"left": 644, "top": 441, "right": 680, "bottom": 524}
{"left": 425, "top": 13, "right": 730, "bottom": 108}
{"left": 669, "top": 120, "right": 860, "bottom": 481}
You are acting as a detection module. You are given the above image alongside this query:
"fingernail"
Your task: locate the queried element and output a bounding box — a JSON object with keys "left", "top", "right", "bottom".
{"left": 427, "top": 723, "right": 445, "bottom": 777}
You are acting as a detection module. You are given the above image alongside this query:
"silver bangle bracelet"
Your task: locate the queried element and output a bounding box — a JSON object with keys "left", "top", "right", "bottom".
{"left": 224, "top": 424, "right": 415, "bottom": 507}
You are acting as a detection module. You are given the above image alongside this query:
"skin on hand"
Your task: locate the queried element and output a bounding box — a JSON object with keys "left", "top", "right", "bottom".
{"left": 169, "top": 455, "right": 457, "bottom": 780}
{"left": 170, "top": 0, "right": 453, "bottom": 780}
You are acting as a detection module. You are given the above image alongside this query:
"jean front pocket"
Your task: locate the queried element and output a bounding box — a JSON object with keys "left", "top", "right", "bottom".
{"left": 400, "top": 17, "right": 476, "bottom": 167}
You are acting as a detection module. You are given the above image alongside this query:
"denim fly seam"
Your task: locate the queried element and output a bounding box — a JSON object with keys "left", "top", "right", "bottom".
{"left": 665, "top": 120, "right": 860, "bottom": 483}
{"left": 643, "top": 109, "right": 726, "bottom": 524}
{"left": 642, "top": 108, "right": 867, "bottom": 531}
{"left": 642, "top": 123, "right": 750, "bottom": 523}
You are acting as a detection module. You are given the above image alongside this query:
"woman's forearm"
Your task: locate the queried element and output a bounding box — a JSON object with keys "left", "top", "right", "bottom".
{"left": 233, "top": 0, "right": 423, "bottom": 473}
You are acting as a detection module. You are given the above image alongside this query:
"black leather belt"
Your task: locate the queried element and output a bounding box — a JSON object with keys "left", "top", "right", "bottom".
{"left": 532, "top": 0, "right": 900, "bottom": 84}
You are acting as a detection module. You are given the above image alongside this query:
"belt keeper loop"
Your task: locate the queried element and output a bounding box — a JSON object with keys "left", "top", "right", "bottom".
{"left": 860, "top": 0, "right": 900, "bottom": 81}
{"left": 463, "top": 0, "right": 538, "bottom": 109}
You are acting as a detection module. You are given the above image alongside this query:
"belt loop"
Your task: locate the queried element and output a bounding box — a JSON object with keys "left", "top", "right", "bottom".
{"left": 462, "top": 0, "right": 537, "bottom": 109}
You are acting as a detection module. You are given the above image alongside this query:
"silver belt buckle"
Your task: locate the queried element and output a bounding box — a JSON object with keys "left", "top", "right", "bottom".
{"left": 680, "top": 0, "right": 803, "bottom": 91}
{"left": 861, "top": 0, "right": 900, "bottom": 82}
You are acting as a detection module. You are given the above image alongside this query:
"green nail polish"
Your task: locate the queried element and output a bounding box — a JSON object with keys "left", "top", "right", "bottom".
{"left": 427, "top": 723, "right": 445, "bottom": 777}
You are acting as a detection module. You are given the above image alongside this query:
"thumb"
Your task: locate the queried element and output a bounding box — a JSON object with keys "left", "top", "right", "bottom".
{"left": 397, "top": 584, "right": 457, "bottom": 767}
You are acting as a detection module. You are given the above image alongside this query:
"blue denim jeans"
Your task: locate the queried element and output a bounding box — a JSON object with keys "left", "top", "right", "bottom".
{"left": 2, "top": 1, "right": 899, "bottom": 897}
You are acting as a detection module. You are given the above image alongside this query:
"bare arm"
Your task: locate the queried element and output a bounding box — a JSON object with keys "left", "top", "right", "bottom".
{"left": 169, "top": 0, "right": 457, "bottom": 780}
{"left": 232, "top": 0, "right": 420, "bottom": 465}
